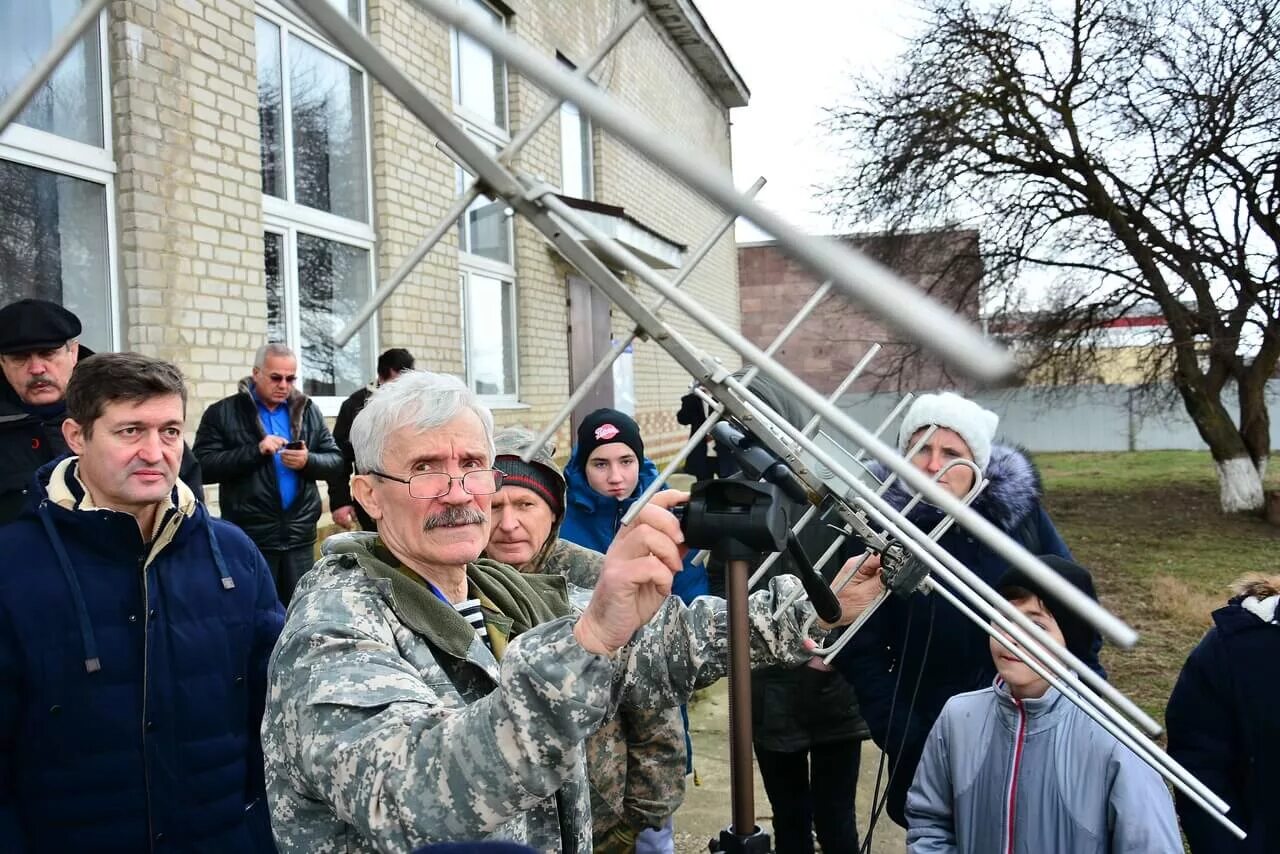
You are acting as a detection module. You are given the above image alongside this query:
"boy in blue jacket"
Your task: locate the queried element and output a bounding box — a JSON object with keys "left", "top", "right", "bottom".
{"left": 0, "top": 353, "right": 284, "bottom": 852}
{"left": 559, "top": 408, "right": 701, "bottom": 854}
{"left": 905, "top": 557, "right": 1179, "bottom": 853}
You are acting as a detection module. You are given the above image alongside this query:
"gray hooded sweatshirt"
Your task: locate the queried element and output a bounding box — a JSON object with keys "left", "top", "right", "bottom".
{"left": 906, "top": 679, "right": 1181, "bottom": 854}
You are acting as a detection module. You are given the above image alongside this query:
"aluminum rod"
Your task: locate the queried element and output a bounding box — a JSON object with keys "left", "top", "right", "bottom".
{"left": 539, "top": 191, "right": 1137, "bottom": 650}
{"left": 400, "top": 0, "right": 1013, "bottom": 383}
{"left": 808, "top": 453, "right": 1165, "bottom": 736}
{"left": 749, "top": 346, "right": 885, "bottom": 587}
{"left": 927, "top": 574, "right": 1239, "bottom": 829}
{"left": 521, "top": 177, "right": 765, "bottom": 467}
{"left": 620, "top": 279, "right": 834, "bottom": 526}
{"left": 706, "top": 368, "right": 1161, "bottom": 735}
{"left": 336, "top": 185, "right": 480, "bottom": 347}
{"left": 0, "top": 0, "right": 112, "bottom": 135}
{"left": 850, "top": 394, "right": 914, "bottom": 464}
{"left": 798, "top": 343, "right": 882, "bottom": 437}
{"left": 333, "top": 2, "right": 647, "bottom": 346}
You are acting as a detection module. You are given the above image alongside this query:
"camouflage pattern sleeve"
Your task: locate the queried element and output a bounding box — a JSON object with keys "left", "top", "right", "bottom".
{"left": 614, "top": 575, "right": 824, "bottom": 710}
{"left": 265, "top": 596, "right": 613, "bottom": 852}
{"left": 619, "top": 703, "right": 686, "bottom": 831}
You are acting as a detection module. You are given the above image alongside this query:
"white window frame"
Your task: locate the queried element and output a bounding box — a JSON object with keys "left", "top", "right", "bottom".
{"left": 0, "top": 7, "right": 118, "bottom": 350}
{"left": 557, "top": 56, "right": 593, "bottom": 200}
{"left": 256, "top": 1, "right": 377, "bottom": 415}
{"left": 262, "top": 218, "right": 378, "bottom": 417}
{"left": 451, "top": 0, "right": 520, "bottom": 404}
{"left": 450, "top": 0, "right": 510, "bottom": 145}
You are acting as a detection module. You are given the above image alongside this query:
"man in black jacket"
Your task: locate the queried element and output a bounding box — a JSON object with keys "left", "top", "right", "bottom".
{"left": 0, "top": 298, "right": 203, "bottom": 524}
{"left": 194, "top": 342, "right": 344, "bottom": 603}
{"left": 327, "top": 347, "right": 414, "bottom": 531}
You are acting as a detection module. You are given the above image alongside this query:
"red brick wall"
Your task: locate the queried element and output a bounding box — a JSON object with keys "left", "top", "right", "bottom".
{"left": 739, "top": 231, "right": 984, "bottom": 394}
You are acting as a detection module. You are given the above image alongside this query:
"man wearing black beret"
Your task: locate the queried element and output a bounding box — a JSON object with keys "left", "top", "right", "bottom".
{"left": 0, "top": 298, "right": 203, "bottom": 523}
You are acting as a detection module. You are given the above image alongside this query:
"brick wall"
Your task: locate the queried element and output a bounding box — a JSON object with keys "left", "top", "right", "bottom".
{"left": 109, "top": 0, "right": 266, "bottom": 428}
{"left": 739, "top": 231, "right": 984, "bottom": 396}
{"left": 100, "top": 0, "right": 742, "bottom": 481}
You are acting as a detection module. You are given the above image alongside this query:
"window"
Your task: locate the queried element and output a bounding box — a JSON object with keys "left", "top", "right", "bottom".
{"left": 451, "top": 0, "right": 518, "bottom": 401}
{"left": 0, "top": 0, "right": 115, "bottom": 351}
{"left": 460, "top": 271, "right": 516, "bottom": 397}
{"left": 263, "top": 229, "right": 373, "bottom": 400}
{"left": 451, "top": 0, "right": 508, "bottom": 136}
{"left": 558, "top": 58, "right": 592, "bottom": 199}
{"left": 257, "top": 3, "right": 375, "bottom": 407}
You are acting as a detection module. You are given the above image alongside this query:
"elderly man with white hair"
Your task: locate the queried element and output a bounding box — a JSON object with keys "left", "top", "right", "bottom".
{"left": 262, "top": 371, "right": 886, "bottom": 853}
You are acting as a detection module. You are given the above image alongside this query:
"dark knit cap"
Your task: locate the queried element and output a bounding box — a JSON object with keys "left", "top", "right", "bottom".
{"left": 996, "top": 555, "right": 1100, "bottom": 661}
{"left": 575, "top": 408, "right": 644, "bottom": 470}
{"left": 494, "top": 455, "right": 563, "bottom": 518}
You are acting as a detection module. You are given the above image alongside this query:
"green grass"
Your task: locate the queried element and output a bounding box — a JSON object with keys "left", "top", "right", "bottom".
{"left": 1038, "top": 450, "right": 1280, "bottom": 723}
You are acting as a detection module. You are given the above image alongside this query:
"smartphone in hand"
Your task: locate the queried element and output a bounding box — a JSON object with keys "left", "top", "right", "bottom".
{"left": 284, "top": 440, "right": 305, "bottom": 450}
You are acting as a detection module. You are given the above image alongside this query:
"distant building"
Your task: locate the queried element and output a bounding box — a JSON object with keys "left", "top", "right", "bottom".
{"left": 738, "top": 229, "right": 984, "bottom": 394}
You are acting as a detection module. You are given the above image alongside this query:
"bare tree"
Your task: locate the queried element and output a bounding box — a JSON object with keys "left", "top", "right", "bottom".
{"left": 824, "top": 0, "right": 1280, "bottom": 513}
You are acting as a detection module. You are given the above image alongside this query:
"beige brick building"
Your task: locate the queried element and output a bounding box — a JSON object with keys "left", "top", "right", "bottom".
{"left": 0, "top": 0, "right": 746, "bottom": 472}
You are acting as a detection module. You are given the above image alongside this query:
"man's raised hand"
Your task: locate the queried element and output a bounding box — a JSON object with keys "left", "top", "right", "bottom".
{"left": 574, "top": 490, "right": 690, "bottom": 656}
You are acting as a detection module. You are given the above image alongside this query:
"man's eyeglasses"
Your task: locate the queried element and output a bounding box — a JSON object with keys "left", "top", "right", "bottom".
{"left": 368, "top": 469, "right": 504, "bottom": 499}
{"left": 268, "top": 373, "right": 297, "bottom": 384}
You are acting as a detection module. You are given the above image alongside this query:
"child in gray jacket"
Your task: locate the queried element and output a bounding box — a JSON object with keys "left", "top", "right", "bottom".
{"left": 905, "top": 557, "right": 1181, "bottom": 854}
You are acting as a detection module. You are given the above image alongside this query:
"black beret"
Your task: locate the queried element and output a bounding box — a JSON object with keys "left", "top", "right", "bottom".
{"left": 0, "top": 299, "right": 82, "bottom": 354}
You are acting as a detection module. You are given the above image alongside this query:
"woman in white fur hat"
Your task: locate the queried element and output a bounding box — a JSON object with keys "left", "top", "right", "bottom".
{"left": 830, "top": 391, "right": 1103, "bottom": 829}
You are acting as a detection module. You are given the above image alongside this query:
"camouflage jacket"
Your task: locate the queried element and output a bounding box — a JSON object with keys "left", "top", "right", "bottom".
{"left": 536, "top": 539, "right": 687, "bottom": 844}
{"left": 264, "top": 532, "right": 824, "bottom": 853}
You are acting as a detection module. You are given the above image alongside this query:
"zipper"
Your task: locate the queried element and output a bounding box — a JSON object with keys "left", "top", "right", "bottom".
{"left": 1004, "top": 696, "right": 1027, "bottom": 854}
{"left": 140, "top": 550, "right": 155, "bottom": 851}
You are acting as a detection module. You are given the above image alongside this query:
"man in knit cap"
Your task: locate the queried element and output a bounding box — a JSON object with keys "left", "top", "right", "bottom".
{"left": 488, "top": 426, "right": 686, "bottom": 852}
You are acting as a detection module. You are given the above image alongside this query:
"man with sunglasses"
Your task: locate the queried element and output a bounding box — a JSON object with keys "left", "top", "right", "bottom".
{"left": 194, "top": 342, "right": 343, "bottom": 603}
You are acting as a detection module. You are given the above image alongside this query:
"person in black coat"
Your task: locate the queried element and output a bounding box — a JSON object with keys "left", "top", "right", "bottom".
{"left": 194, "top": 343, "right": 344, "bottom": 604}
{"left": 0, "top": 299, "right": 202, "bottom": 524}
{"left": 676, "top": 388, "right": 720, "bottom": 481}
{"left": 831, "top": 392, "right": 1098, "bottom": 829}
{"left": 1166, "top": 573, "right": 1280, "bottom": 853}
{"left": 327, "top": 348, "right": 415, "bottom": 532}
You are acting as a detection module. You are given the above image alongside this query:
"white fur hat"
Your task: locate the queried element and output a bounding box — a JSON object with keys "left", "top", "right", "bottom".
{"left": 897, "top": 392, "right": 1000, "bottom": 472}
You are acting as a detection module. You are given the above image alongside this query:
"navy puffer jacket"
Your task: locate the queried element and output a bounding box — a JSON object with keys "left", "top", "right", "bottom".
{"left": 1166, "top": 578, "right": 1280, "bottom": 853}
{"left": 0, "top": 457, "right": 284, "bottom": 852}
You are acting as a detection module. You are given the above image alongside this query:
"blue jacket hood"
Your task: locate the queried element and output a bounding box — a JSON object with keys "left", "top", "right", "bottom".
{"left": 564, "top": 443, "right": 661, "bottom": 517}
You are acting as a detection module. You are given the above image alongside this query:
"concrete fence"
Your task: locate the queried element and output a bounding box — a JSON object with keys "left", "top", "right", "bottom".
{"left": 835, "top": 381, "right": 1280, "bottom": 453}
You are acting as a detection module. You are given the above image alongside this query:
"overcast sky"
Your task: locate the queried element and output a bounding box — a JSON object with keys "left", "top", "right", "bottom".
{"left": 695, "top": 1, "right": 923, "bottom": 241}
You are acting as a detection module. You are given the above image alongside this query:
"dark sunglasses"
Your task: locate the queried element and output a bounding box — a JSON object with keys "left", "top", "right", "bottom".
{"left": 268, "top": 373, "right": 297, "bottom": 384}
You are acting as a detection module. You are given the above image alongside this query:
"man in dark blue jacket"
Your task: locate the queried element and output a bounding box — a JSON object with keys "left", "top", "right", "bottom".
{"left": 0, "top": 352, "right": 284, "bottom": 852}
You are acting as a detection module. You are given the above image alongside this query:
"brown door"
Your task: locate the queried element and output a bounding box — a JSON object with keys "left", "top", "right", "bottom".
{"left": 567, "top": 275, "right": 615, "bottom": 436}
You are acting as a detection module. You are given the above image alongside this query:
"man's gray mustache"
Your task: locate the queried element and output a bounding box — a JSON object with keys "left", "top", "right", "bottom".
{"left": 423, "top": 507, "right": 487, "bottom": 530}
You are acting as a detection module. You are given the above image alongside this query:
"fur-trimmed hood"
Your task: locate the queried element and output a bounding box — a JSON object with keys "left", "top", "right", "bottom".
{"left": 873, "top": 442, "right": 1045, "bottom": 535}
{"left": 1229, "top": 575, "right": 1280, "bottom": 625}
